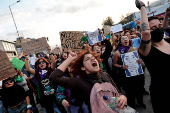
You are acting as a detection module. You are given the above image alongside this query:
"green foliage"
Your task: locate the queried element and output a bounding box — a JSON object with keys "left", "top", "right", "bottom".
{"left": 119, "top": 13, "right": 134, "bottom": 25}
{"left": 102, "top": 16, "right": 114, "bottom": 27}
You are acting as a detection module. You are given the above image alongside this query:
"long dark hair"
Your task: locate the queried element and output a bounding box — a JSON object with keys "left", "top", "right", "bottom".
{"left": 2, "top": 77, "right": 26, "bottom": 106}
{"left": 2, "top": 77, "right": 20, "bottom": 98}
{"left": 35, "top": 58, "right": 52, "bottom": 83}
{"left": 116, "top": 35, "right": 133, "bottom": 50}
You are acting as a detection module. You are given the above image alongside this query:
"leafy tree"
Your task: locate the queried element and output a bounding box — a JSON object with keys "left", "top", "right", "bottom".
{"left": 119, "top": 13, "right": 134, "bottom": 25}
{"left": 102, "top": 16, "right": 114, "bottom": 27}
{"left": 102, "top": 16, "right": 114, "bottom": 32}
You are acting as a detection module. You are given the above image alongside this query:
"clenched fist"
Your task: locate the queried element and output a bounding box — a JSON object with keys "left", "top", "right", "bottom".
{"left": 135, "top": 0, "right": 145, "bottom": 10}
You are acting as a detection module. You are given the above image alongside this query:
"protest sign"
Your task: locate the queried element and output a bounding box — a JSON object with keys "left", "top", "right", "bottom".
{"left": 11, "top": 57, "right": 25, "bottom": 70}
{"left": 60, "top": 31, "right": 84, "bottom": 52}
{"left": 52, "top": 47, "right": 61, "bottom": 54}
{"left": 111, "top": 24, "right": 123, "bottom": 33}
{"left": 0, "top": 51, "right": 16, "bottom": 80}
{"left": 104, "top": 25, "right": 111, "bottom": 35}
{"left": 121, "top": 51, "right": 143, "bottom": 77}
{"left": 86, "top": 29, "right": 103, "bottom": 45}
{"left": 21, "top": 37, "right": 48, "bottom": 55}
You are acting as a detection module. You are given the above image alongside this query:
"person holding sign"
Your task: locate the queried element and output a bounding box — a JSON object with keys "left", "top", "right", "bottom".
{"left": 1, "top": 77, "right": 31, "bottom": 113}
{"left": 24, "top": 45, "right": 67, "bottom": 113}
{"left": 113, "top": 35, "right": 145, "bottom": 109}
{"left": 92, "top": 29, "right": 113, "bottom": 74}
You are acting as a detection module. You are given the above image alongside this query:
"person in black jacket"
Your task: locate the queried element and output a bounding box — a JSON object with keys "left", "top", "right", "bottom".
{"left": 50, "top": 45, "right": 127, "bottom": 113}
{"left": 2, "top": 77, "right": 31, "bottom": 113}
{"left": 92, "top": 30, "right": 113, "bottom": 74}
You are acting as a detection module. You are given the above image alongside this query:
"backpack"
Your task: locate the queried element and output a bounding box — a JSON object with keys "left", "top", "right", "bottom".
{"left": 90, "top": 73, "right": 120, "bottom": 113}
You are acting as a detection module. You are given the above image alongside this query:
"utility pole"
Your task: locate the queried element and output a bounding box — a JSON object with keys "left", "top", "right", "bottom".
{"left": 9, "top": 0, "right": 21, "bottom": 41}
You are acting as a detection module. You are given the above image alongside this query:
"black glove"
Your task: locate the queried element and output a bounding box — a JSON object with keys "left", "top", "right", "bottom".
{"left": 135, "top": 0, "right": 145, "bottom": 10}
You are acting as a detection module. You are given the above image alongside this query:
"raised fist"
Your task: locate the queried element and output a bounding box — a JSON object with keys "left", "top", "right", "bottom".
{"left": 135, "top": 0, "right": 145, "bottom": 10}
{"left": 165, "top": 7, "right": 170, "bottom": 17}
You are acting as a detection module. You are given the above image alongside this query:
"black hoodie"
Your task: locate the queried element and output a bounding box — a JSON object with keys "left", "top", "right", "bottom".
{"left": 2, "top": 79, "right": 27, "bottom": 107}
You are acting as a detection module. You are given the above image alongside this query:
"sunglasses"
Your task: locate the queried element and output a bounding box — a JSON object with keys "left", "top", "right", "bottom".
{"left": 121, "top": 37, "right": 129, "bottom": 41}
{"left": 38, "top": 61, "right": 46, "bottom": 64}
{"left": 93, "top": 47, "right": 101, "bottom": 51}
{"left": 20, "top": 58, "right": 25, "bottom": 60}
{"left": 4, "top": 79, "right": 14, "bottom": 84}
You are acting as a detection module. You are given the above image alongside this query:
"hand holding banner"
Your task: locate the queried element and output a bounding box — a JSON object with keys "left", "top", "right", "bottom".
{"left": 121, "top": 51, "right": 143, "bottom": 77}
{"left": 86, "top": 29, "right": 103, "bottom": 45}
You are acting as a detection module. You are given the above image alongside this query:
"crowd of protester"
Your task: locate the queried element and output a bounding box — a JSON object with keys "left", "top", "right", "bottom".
{"left": 0, "top": 0, "right": 170, "bottom": 113}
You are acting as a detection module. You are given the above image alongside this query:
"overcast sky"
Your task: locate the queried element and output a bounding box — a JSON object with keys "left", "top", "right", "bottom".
{"left": 0, "top": 0, "right": 158, "bottom": 49}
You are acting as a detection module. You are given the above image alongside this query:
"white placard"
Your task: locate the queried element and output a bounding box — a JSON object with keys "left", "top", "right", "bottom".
{"left": 111, "top": 24, "right": 123, "bottom": 33}
{"left": 121, "top": 51, "right": 143, "bottom": 77}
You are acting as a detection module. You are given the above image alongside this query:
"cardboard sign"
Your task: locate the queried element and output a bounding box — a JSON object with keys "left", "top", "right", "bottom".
{"left": 0, "top": 51, "right": 17, "bottom": 80}
{"left": 52, "top": 47, "right": 61, "bottom": 54}
{"left": 60, "top": 31, "right": 84, "bottom": 52}
{"left": 121, "top": 51, "right": 143, "bottom": 77}
{"left": 104, "top": 25, "right": 111, "bottom": 35}
{"left": 11, "top": 57, "right": 25, "bottom": 70}
{"left": 86, "top": 29, "right": 103, "bottom": 45}
{"left": 111, "top": 24, "right": 123, "bottom": 33}
{"left": 21, "top": 37, "right": 48, "bottom": 55}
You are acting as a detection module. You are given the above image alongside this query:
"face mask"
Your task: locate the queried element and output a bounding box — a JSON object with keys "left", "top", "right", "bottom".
{"left": 151, "top": 28, "right": 164, "bottom": 42}
{"left": 102, "top": 51, "right": 105, "bottom": 54}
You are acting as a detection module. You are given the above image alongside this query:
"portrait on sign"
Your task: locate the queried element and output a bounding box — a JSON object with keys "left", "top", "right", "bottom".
{"left": 104, "top": 25, "right": 111, "bottom": 35}
{"left": 60, "top": 31, "right": 84, "bottom": 52}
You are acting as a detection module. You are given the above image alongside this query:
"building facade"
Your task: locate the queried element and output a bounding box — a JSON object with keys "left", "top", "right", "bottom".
{"left": 0, "top": 40, "right": 18, "bottom": 60}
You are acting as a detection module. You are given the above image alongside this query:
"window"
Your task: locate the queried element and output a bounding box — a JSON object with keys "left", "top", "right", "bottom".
{"left": 13, "top": 52, "right": 16, "bottom": 56}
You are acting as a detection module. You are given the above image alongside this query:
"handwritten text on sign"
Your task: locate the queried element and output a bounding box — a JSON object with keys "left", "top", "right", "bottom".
{"left": 21, "top": 37, "right": 48, "bottom": 55}
{"left": 0, "top": 51, "right": 16, "bottom": 80}
{"left": 60, "top": 31, "right": 84, "bottom": 52}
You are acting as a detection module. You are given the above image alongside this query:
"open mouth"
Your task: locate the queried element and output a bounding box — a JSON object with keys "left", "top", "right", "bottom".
{"left": 125, "top": 41, "right": 128, "bottom": 44}
{"left": 97, "top": 51, "right": 100, "bottom": 54}
{"left": 92, "top": 61, "right": 97, "bottom": 67}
